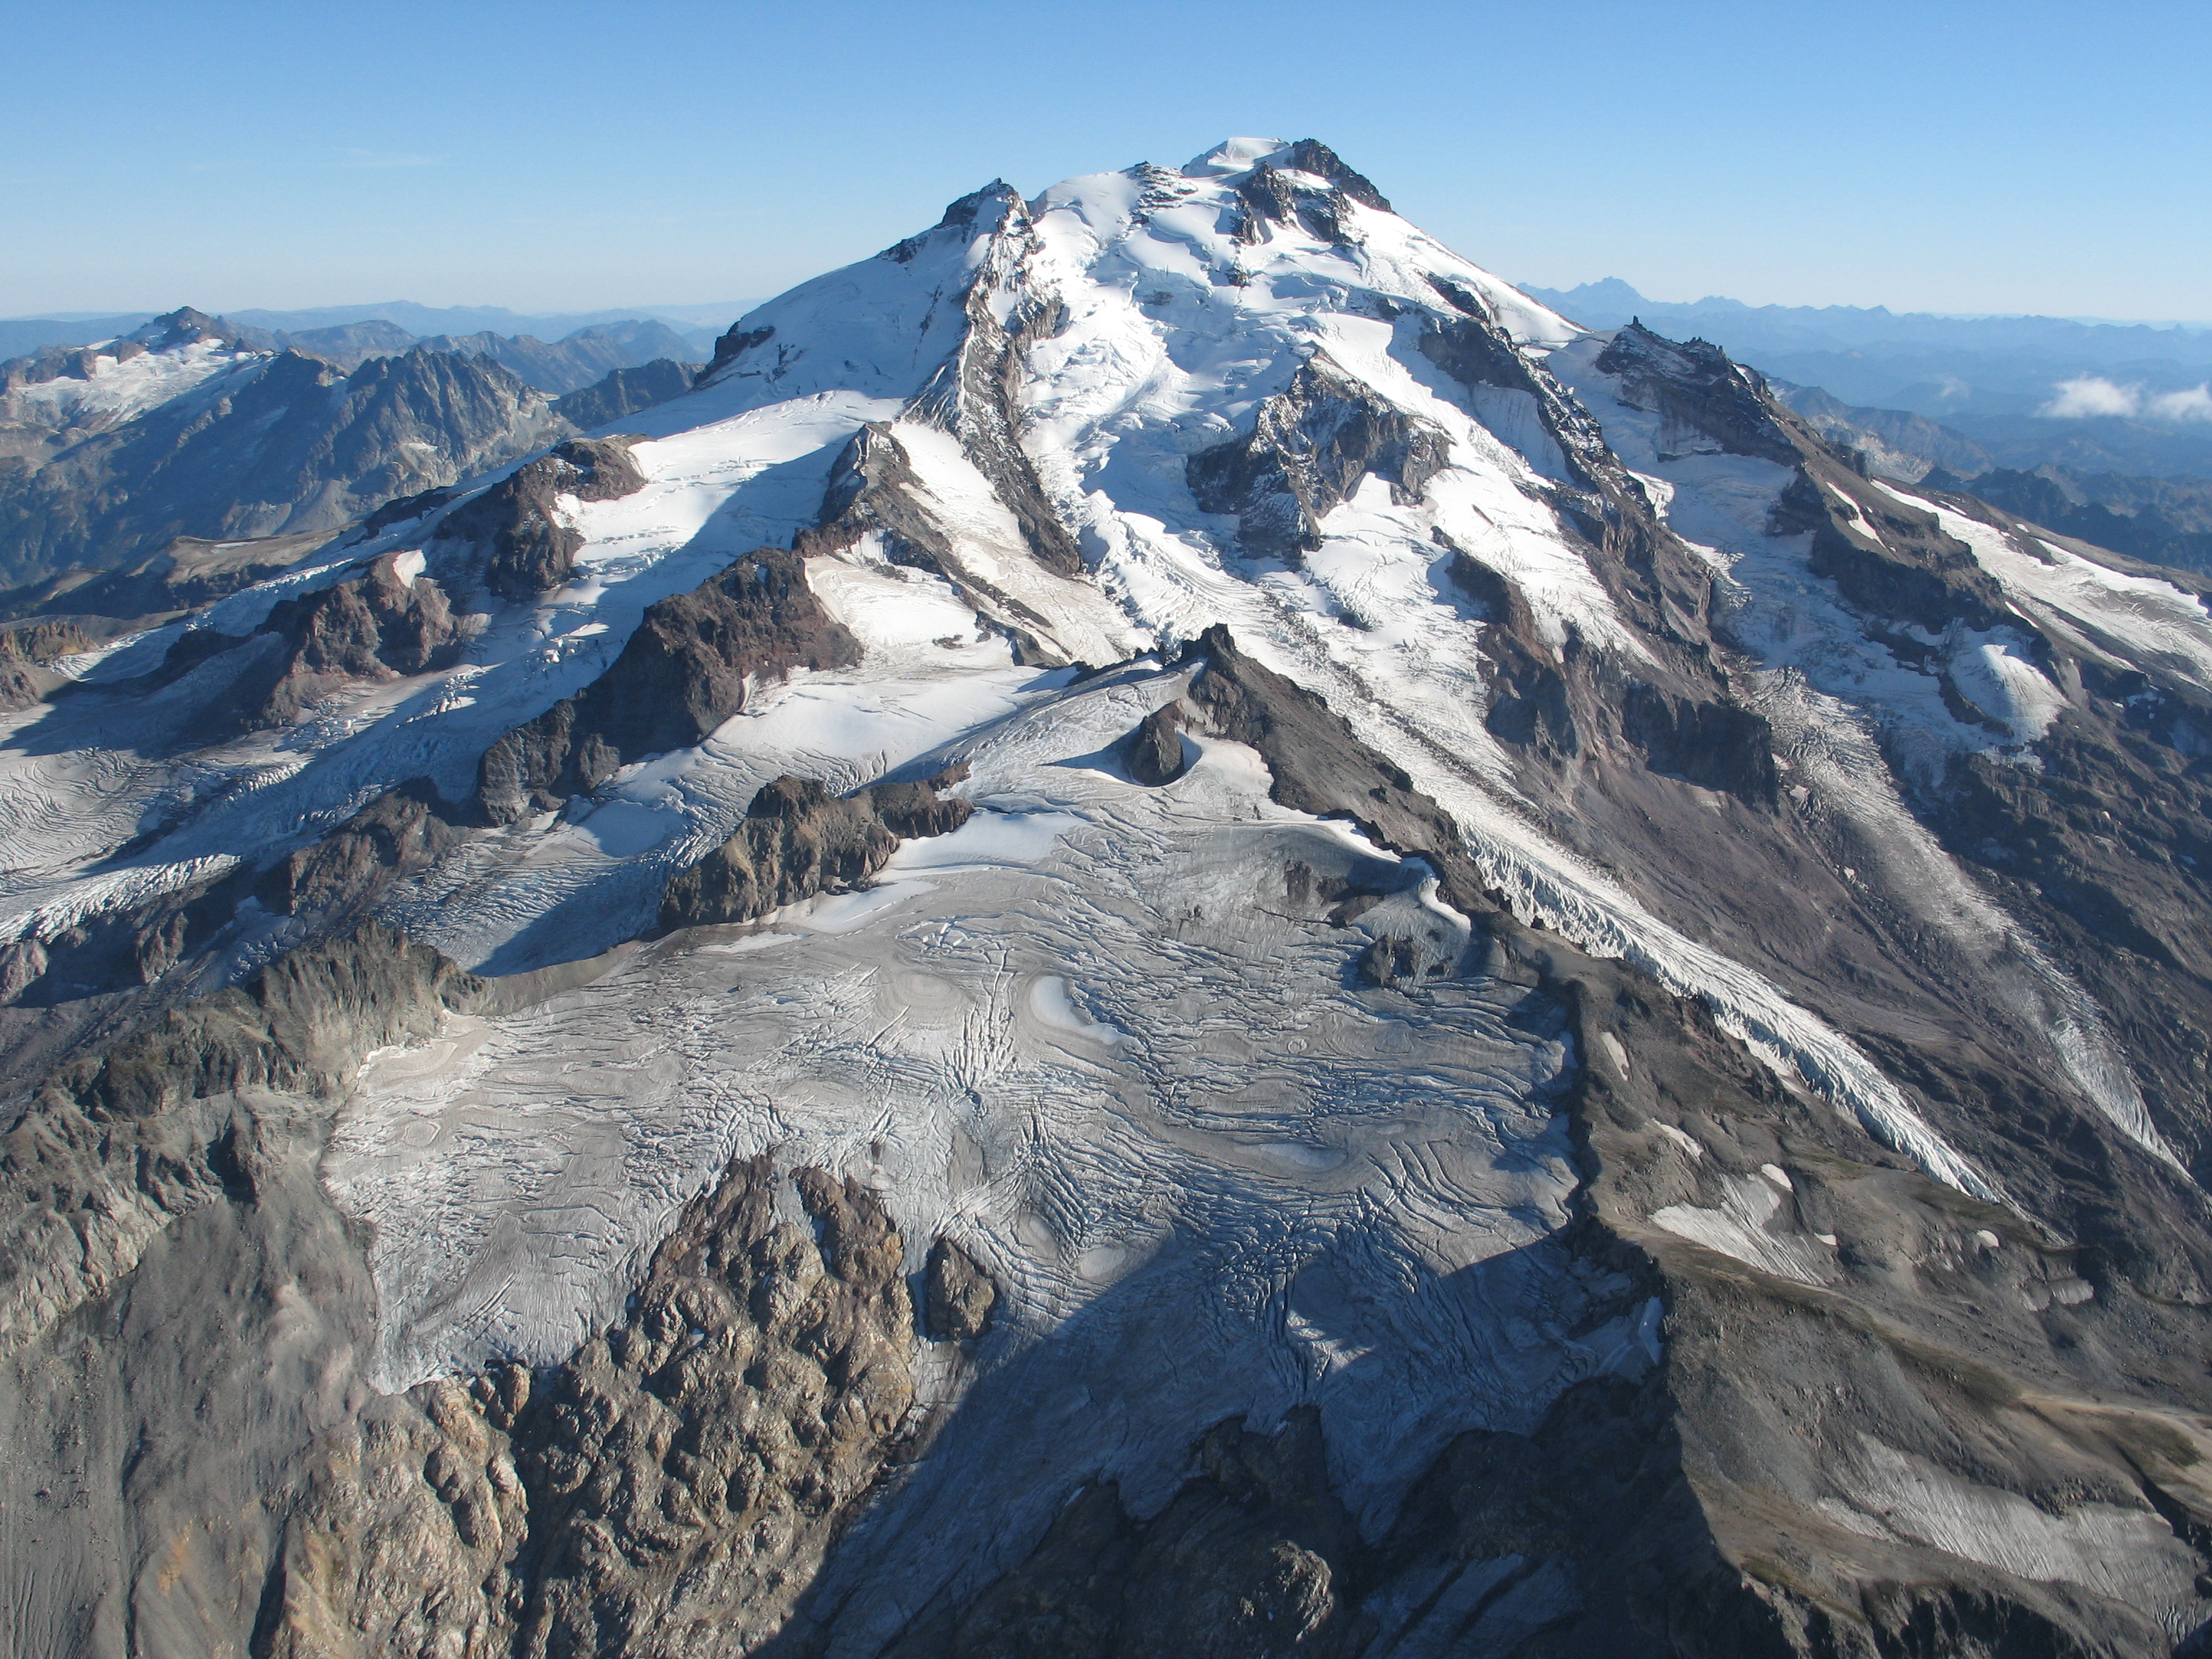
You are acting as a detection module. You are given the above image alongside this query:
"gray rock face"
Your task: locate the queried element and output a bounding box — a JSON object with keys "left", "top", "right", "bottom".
{"left": 1188, "top": 357, "right": 1450, "bottom": 563}
{"left": 476, "top": 546, "right": 861, "bottom": 823}
{"left": 923, "top": 1236, "right": 997, "bottom": 1341}
{"left": 655, "top": 774, "right": 971, "bottom": 933}
{"left": 16, "top": 143, "right": 2212, "bottom": 1659}
{"left": 552, "top": 357, "right": 698, "bottom": 430}
{"left": 1122, "top": 702, "right": 1187, "bottom": 786}
{"left": 171, "top": 548, "right": 464, "bottom": 734}
{"left": 439, "top": 436, "right": 645, "bottom": 601}
{"left": 251, "top": 1152, "right": 915, "bottom": 1659}
{"left": 261, "top": 780, "right": 467, "bottom": 926}
{"left": 0, "top": 923, "right": 481, "bottom": 1348}
{"left": 0, "top": 527, "right": 344, "bottom": 638}
{"left": 893, "top": 1409, "right": 1364, "bottom": 1658}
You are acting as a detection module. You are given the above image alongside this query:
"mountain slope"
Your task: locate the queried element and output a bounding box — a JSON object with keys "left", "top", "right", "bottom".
{"left": 6, "top": 140, "right": 2212, "bottom": 1658}
{"left": 0, "top": 310, "right": 575, "bottom": 591}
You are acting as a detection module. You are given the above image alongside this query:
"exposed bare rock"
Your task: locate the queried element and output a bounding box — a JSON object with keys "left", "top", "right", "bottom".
{"left": 261, "top": 779, "right": 467, "bottom": 924}
{"left": 552, "top": 356, "right": 698, "bottom": 429}
{"left": 256, "top": 1381, "right": 525, "bottom": 1659}
{"left": 145, "top": 548, "right": 464, "bottom": 734}
{"left": 1417, "top": 284, "right": 1620, "bottom": 492}
{"left": 42, "top": 920, "right": 485, "bottom": 1120}
{"left": 256, "top": 1153, "right": 915, "bottom": 1659}
{"left": 0, "top": 923, "right": 482, "bottom": 1347}
{"left": 804, "top": 422, "right": 958, "bottom": 572}
{"left": 0, "top": 860, "right": 248, "bottom": 1010}
{"left": 1183, "top": 624, "right": 1490, "bottom": 912}
{"left": 1594, "top": 321, "right": 1806, "bottom": 469}
{"left": 0, "top": 619, "right": 92, "bottom": 660}
{"left": 800, "top": 422, "right": 1072, "bottom": 663}
{"left": 0, "top": 619, "right": 92, "bottom": 711}
{"left": 703, "top": 323, "right": 775, "bottom": 377}
{"left": 1619, "top": 680, "right": 1780, "bottom": 802}
{"left": 923, "top": 1237, "right": 997, "bottom": 1341}
{"left": 887, "top": 1410, "right": 1362, "bottom": 1659}
{"left": 477, "top": 546, "right": 860, "bottom": 822}
{"left": 0, "top": 779, "right": 462, "bottom": 1017}
{"left": 16, "top": 145, "right": 2212, "bottom": 1659}
{"left": 1275, "top": 138, "right": 1392, "bottom": 211}
{"left": 1187, "top": 356, "right": 1449, "bottom": 563}
{"left": 1225, "top": 144, "right": 1387, "bottom": 248}
{"left": 1123, "top": 701, "right": 1188, "bottom": 786}
{"left": 0, "top": 526, "right": 342, "bottom": 634}
{"left": 438, "top": 436, "right": 646, "bottom": 601}
{"left": 906, "top": 220, "right": 1086, "bottom": 582}
{"left": 1354, "top": 931, "right": 1455, "bottom": 988}
{"left": 509, "top": 1156, "right": 914, "bottom": 1656}
{"left": 656, "top": 775, "right": 970, "bottom": 934}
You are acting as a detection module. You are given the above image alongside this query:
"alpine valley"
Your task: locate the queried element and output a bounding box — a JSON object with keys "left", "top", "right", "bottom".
{"left": 8, "top": 139, "right": 2212, "bottom": 1659}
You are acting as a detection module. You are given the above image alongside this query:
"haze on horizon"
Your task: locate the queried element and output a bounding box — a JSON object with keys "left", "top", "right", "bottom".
{"left": 6, "top": 0, "right": 2206, "bottom": 325}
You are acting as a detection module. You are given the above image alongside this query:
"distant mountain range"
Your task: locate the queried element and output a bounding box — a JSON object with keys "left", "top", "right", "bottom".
{"left": 1519, "top": 278, "right": 2212, "bottom": 483}
{"left": 0, "top": 307, "right": 706, "bottom": 593}
{"left": 0, "top": 301, "right": 756, "bottom": 364}
{"left": 13, "top": 142, "right": 2212, "bottom": 1656}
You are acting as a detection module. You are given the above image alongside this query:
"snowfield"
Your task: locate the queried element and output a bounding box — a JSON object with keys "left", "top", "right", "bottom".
{"left": 9, "top": 147, "right": 2209, "bottom": 1622}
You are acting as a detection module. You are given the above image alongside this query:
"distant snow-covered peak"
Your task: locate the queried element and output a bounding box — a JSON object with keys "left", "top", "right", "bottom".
{"left": 1180, "top": 136, "right": 1295, "bottom": 177}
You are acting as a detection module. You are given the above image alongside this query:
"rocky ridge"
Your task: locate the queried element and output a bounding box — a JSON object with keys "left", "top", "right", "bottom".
{"left": 4, "top": 139, "right": 2212, "bottom": 1658}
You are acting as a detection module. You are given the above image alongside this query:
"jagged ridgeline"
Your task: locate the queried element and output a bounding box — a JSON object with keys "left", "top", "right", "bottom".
{"left": 0, "top": 307, "right": 707, "bottom": 613}
{"left": 6, "top": 138, "right": 2212, "bottom": 1658}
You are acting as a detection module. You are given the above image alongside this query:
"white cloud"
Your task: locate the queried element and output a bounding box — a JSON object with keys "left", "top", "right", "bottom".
{"left": 2041, "top": 375, "right": 2140, "bottom": 418}
{"left": 2149, "top": 384, "right": 2212, "bottom": 421}
{"left": 2040, "top": 376, "right": 2212, "bottom": 423}
{"left": 338, "top": 148, "right": 444, "bottom": 168}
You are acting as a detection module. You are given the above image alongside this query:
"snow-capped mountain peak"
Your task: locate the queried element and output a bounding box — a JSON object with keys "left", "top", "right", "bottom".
{"left": 10, "top": 140, "right": 2212, "bottom": 1656}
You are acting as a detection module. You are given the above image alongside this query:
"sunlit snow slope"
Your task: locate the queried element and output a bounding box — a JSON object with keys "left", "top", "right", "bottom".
{"left": 12, "top": 138, "right": 2212, "bottom": 1655}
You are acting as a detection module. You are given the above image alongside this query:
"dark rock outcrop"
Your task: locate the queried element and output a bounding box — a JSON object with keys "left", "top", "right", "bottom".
{"left": 1, "top": 923, "right": 482, "bottom": 1344}
{"left": 1229, "top": 153, "right": 1377, "bottom": 248}
{"left": 1594, "top": 323, "right": 1804, "bottom": 469}
{"left": 1936, "top": 463, "right": 2212, "bottom": 576}
{"left": 0, "top": 619, "right": 90, "bottom": 709}
{"left": 891, "top": 1409, "right": 1362, "bottom": 1658}
{"left": 0, "top": 527, "right": 343, "bottom": 636}
{"left": 656, "top": 774, "right": 971, "bottom": 934}
{"left": 1184, "top": 624, "right": 1488, "bottom": 912}
{"left": 1274, "top": 138, "right": 1392, "bottom": 212}
{"left": 703, "top": 323, "right": 775, "bottom": 377}
{"left": 476, "top": 546, "right": 861, "bottom": 822}
{"left": 552, "top": 356, "right": 698, "bottom": 429}
{"left": 923, "top": 1236, "right": 998, "bottom": 1341}
{"left": 907, "top": 246, "right": 1086, "bottom": 583}
{"left": 1772, "top": 467, "right": 2018, "bottom": 636}
{"left": 799, "top": 422, "right": 1070, "bottom": 663}
{"left": 510, "top": 1157, "right": 912, "bottom": 1655}
{"left": 1619, "top": 680, "right": 1780, "bottom": 801}
{"left": 150, "top": 548, "right": 464, "bottom": 734}
{"left": 250, "top": 1152, "right": 916, "bottom": 1659}
{"left": 260, "top": 779, "right": 466, "bottom": 924}
{"left": 1187, "top": 356, "right": 1449, "bottom": 562}
{"left": 438, "top": 436, "right": 645, "bottom": 601}
{"left": 1123, "top": 702, "right": 1188, "bottom": 785}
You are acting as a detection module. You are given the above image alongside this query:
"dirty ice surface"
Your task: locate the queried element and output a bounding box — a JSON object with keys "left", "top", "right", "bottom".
{"left": 328, "top": 670, "right": 1652, "bottom": 1633}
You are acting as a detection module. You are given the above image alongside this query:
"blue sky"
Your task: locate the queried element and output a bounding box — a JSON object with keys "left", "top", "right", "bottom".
{"left": 6, "top": 0, "right": 2206, "bottom": 320}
